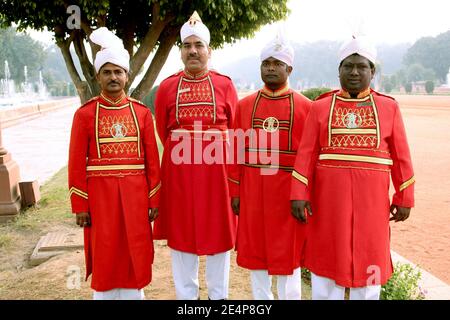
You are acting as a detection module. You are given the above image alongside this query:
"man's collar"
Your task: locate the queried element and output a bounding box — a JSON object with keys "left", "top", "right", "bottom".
{"left": 183, "top": 69, "right": 209, "bottom": 79}
{"left": 100, "top": 91, "right": 127, "bottom": 105}
{"left": 261, "top": 83, "right": 290, "bottom": 97}
{"left": 338, "top": 88, "right": 371, "bottom": 99}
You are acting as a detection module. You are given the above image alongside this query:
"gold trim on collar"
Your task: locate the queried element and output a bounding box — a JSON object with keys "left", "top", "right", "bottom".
{"left": 399, "top": 176, "right": 415, "bottom": 191}
{"left": 319, "top": 153, "right": 393, "bottom": 165}
{"left": 338, "top": 88, "right": 371, "bottom": 100}
{"left": 86, "top": 164, "right": 145, "bottom": 171}
{"left": 183, "top": 69, "right": 209, "bottom": 79}
{"left": 228, "top": 177, "right": 240, "bottom": 185}
{"left": 149, "top": 182, "right": 161, "bottom": 198}
{"left": 99, "top": 103, "right": 130, "bottom": 110}
{"left": 261, "top": 84, "right": 290, "bottom": 97}
{"left": 292, "top": 170, "right": 308, "bottom": 186}
{"left": 100, "top": 92, "right": 126, "bottom": 105}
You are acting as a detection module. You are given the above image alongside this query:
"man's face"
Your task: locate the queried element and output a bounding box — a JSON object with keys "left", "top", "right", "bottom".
{"left": 339, "top": 54, "right": 375, "bottom": 95}
{"left": 96, "top": 63, "right": 128, "bottom": 95}
{"left": 260, "top": 57, "right": 292, "bottom": 89}
{"left": 181, "top": 35, "right": 211, "bottom": 74}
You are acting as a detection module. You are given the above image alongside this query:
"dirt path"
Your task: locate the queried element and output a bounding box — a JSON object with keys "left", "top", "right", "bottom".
{"left": 390, "top": 95, "right": 450, "bottom": 285}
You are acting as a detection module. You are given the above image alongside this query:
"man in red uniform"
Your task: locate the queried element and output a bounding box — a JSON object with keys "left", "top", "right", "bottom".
{"left": 68, "top": 27, "right": 161, "bottom": 300}
{"left": 153, "top": 12, "right": 238, "bottom": 300}
{"left": 228, "top": 33, "right": 311, "bottom": 299}
{"left": 290, "top": 36, "right": 415, "bottom": 300}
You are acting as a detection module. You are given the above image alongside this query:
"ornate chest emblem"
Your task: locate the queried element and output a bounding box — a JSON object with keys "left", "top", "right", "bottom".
{"left": 343, "top": 112, "right": 362, "bottom": 129}
{"left": 262, "top": 117, "right": 279, "bottom": 133}
{"left": 110, "top": 122, "right": 127, "bottom": 138}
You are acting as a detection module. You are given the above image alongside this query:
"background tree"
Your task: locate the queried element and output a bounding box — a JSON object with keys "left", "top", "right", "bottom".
{"left": 381, "top": 76, "right": 393, "bottom": 93}
{"left": 403, "top": 30, "right": 450, "bottom": 83}
{"left": 0, "top": 27, "right": 46, "bottom": 84}
{"left": 0, "top": 0, "right": 289, "bottom": 103}
{"left": 425, "top": 80, "right": 435, "bottom": 94}
{"left": 404, "top": 82, "right": 413, "bottom": 94}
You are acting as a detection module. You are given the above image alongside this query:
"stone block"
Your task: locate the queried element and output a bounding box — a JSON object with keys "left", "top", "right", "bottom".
{"left": 19, "top": 180, "right": 40, "bottom": 207}
{"left": 29, "top": 230, "right": 84, "bottom": 266}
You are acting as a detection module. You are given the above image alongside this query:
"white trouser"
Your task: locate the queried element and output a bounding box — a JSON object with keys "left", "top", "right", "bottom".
{"left": 311, "top": 272, "right": 381, "bottom": 300}
{"left": 93, "top": 288, "right": 145, "bottom": 300}
{"left": 251, "top": 267, "right": 302, "bottom": 300}
{"left": 171, "top": 249, "right": 230, "bottom": 300}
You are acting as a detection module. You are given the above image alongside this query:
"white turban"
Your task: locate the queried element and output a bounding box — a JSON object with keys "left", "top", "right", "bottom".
{"left": 260, "top": 32, "right": 294, "bottom": 67}
{"left": 180, "top": 11, "right": 210, "bottom": 45}
{"left": 90, "top": 27, "right": 130, "bottom": 73}
{"left": 338, "top": 36, "right": 377, "bottom": 65}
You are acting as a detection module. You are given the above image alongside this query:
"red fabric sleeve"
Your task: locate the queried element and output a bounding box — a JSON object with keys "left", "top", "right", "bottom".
{"left": 225, "top": 81, "right": 238, "bottom": 128}
{"left": 154, "top": 84, "right": 168, "bottom": 144}
{"left": 390, "top": 104, "right": 415, "bottom": 207}
{"left": 68, "top": 109, "right": 89, "bottom": 213}
{"left": 227, "top": 98, "right": 242, "bottom": 198}
{"left": 143, "top": 111, "right": 162, "bottom": 208}
{"left": 290, "top": 102, "right": 320, "bottom": 201}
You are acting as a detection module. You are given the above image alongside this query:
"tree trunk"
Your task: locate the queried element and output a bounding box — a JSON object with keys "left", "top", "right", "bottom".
{"left": 73, "top": 31, "right": 100, "bottom": 99}
{"left": 57, "top": 36, "right": 92, "bottom": 104}
{"left": 126, "top": 4, "right": 173, "bottom": 90}
{"left": 131, "top": 28, "right": 179, "bottom": 101}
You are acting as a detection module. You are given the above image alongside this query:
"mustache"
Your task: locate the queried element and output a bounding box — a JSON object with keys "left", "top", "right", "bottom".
{"left": 108, "top": 80, "right": 120, "bottom": 85}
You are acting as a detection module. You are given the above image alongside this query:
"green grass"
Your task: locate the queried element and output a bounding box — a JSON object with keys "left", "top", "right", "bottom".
{"left": 0, "top": 166, "right": 74, "bottom": 268}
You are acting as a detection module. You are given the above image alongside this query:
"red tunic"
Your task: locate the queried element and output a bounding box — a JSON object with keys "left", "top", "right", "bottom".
{"left": 228, "top": 86, "right": 311, "bottom": 275}
{"left": 68, "top": 93, "right": 161, "bottom": 291}
{"left": 153, "top": 70, "right": 238, "bottom": 255}
{"left": 290, "top": 89, "right": 415, "bottom": 287}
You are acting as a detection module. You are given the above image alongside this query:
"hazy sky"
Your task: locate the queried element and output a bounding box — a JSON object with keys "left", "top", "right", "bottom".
{"left": 158, "top": 0, "right": 450, "bottom": 83}
{"left": 27, "top": 0, "right": 450, "bottom": 84}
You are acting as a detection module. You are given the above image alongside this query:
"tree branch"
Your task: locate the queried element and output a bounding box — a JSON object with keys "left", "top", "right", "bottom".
{"left": 128, "top": 3, "right": 174, "bottom": 85}
{"left": 131, "top": 27, "right": 179, "bottom": 101}
{"left": 73, "top": 30, "right": 100, "bottom": 97}
{"left": 54, "top": 24, "right": 92, "bottom": 103}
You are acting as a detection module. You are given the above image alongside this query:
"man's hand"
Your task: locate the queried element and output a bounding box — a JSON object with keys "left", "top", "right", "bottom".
{"left": 148, "top": 208, "right": 159, "bottom": 222}
{"left": 231, "top": 197, "right": 240, "bottom": 216}
{"left": 390, "top": 205, "right": 411, "bottom": 222}
{"left": 76, "top": 212, "right": 91, "bottom": 227}
{"left": 291, "top": 200, "right": 312, "bottom": 224}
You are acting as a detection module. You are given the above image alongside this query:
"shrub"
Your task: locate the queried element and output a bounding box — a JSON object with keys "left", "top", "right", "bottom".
{"left": 425, "top": 80, "right": 435, "bottom": 94}
{"left": 301, "top": 87, "right": 332, "bottom": 101}
{"left": 381, "top": 262, "right": 426, "bottom": 300}
{"left": 404, "top": 82, "right": 413, "bottom": 94}
{"left": 384, "top": 82, "right": 393, "bottom": 93}
{"left": 142, "top": 85, "right": 159, "bottom": 114}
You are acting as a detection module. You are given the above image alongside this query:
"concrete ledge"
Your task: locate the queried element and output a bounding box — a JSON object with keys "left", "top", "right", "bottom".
{"left": 391, "top": 250, "right": 450, "bottom": 300}
{"left": 0, "top": 97, "right": 80, "bottom": 129}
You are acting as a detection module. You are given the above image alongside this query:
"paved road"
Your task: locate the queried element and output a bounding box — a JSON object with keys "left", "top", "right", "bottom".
{"left": 2, "top": 105, "right": 78, "bottom": 184}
